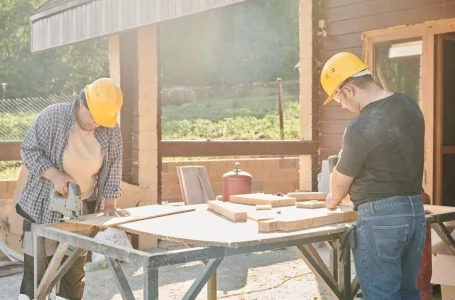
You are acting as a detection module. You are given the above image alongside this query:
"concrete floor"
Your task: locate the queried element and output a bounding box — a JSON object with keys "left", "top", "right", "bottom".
{"left": 0, "top": 244, "right": 440, "bottom": 300}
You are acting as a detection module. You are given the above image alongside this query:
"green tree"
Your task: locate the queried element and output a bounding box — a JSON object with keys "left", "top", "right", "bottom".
{"left": 0, "top": 0, "right": 108, "bottom": 98}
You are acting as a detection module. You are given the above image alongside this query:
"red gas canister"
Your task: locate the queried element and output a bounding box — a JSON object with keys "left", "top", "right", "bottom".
{"left": 417, "top": 189, "right": 432, "bottom": 300}
{"left": 222, "top": 162, "right": 252, "bottom": 202}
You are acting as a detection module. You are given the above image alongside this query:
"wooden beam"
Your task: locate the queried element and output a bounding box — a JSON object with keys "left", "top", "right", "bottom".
{"left": 362, "top": 17, "right": 455, "bottom": 44}
{"left": 299, "top": 0, "right": 313, "bottom": 191}
{"left": 1, "top": 140, "right": 317, "bottom": 161}
{"left": 421, "top": 34, "right": 435, "bottom": 202}
{"left": 160, "top": 140, "right": 317, "bottom": 157}
{"left": 0, "top": 141, "right": 21, "bottom": 161}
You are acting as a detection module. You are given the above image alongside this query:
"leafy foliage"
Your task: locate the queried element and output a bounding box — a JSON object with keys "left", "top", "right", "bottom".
{"left": 161, "top": 0, "right": 300, "bottom": 86}
{"left": 0, "top": 0, "right": 108, "bottom": 98}
{"left": 0, "top": 0, "right": 299, "bottom": 97}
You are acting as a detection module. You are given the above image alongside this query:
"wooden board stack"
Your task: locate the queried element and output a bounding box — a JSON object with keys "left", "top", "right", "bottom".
{"left": 206, "top": 193, "right": 356, "bottom": 233}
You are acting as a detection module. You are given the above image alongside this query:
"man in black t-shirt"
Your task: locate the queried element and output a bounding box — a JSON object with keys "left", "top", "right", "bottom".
{"left": 320, "top": 52, "right": 426, "bottom": 299}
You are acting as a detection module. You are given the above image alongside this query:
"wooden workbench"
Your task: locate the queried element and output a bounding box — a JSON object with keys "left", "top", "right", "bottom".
{"left": 31, "top": 204, "right": 455, "bottom": 300}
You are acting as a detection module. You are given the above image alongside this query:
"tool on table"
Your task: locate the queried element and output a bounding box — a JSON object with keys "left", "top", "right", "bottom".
{"left": 49, "top": 183, "right": 83, "bottom": 220}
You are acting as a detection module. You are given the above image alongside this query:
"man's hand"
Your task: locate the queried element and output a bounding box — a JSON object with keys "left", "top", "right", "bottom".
{"left": 103, "top": 199, "right": 131, "bottom": 217}
{"left": 325, "top": 193, "right": 338, "bottom": 211}
{"left": 44, "top": 168, "right": 74, "bottom": 197}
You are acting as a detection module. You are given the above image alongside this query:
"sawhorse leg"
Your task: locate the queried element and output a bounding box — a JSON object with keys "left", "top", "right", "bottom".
{"left": 294, "top": 241, "right": 359, "bottom": 300}
{"left": 33, "top": 228, "right": 99, "bottom": 300}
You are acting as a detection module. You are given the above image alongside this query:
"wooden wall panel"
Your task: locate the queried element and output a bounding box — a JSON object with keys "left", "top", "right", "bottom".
{"left": 119, "top": 31, "right": 138, "bottom": 184}
{"left": 318, "top": 0, "right": 455, "bottom": 163}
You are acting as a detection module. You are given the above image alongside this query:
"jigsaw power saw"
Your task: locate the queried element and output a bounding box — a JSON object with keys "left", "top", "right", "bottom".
{"left": 49, "top": 182, "right": 83, "bottom": 220}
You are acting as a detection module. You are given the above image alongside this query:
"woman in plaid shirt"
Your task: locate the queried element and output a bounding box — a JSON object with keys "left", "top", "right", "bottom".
{"left": 17, "top": 78, "right": 129, "bottom": 300}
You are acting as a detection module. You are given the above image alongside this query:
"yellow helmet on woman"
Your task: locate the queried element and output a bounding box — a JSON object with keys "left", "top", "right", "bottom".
{"left": 84, "top": 78, "right": 123, "bottom": 128}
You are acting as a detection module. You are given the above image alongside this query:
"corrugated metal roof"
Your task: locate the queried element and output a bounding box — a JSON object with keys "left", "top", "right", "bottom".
{"left": 30, "top": 0, "right": 249, "bottom": 53}
{"left": 32, "top": 0, "right": 72, "bottom": 14}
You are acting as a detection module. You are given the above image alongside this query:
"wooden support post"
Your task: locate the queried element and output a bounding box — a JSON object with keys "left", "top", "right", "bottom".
{"left": 109, "top": 34, "right": 121, "bottom": 125}
{"left": 299, "top": 0, "right": 313, "bottom": 191}
{"left": 207, "top": 273, "right": 217, "bottom": 300}
{"left": 135, "top": 25, "right": 160, "bottom": 250}
{"left": 33, "top": 233, "right": 46, "bottom": 298}
{"left": 36, "top": 243, "right": 69, "bottom": 300}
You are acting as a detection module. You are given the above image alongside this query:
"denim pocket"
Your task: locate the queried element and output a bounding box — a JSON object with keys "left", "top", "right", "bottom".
{"left": 417, "top": 221, "right": 427, "bottom": 254}
{"left": 373, "top": 224, "right": 409, "bottom": 261}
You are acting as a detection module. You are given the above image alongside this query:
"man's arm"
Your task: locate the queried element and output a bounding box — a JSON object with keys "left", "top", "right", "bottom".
{"left": 326, "top": 170, "right": 354, "bottom": 209}
{"left": 326, "top": 126, "right": 370, "bottom": 209}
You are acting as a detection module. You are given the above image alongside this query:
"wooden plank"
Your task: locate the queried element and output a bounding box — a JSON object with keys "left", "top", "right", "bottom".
{"left": 255, "top": 205, "right": 272, "bottom": 210}
{"left": 320, "top": 134, "right": 343, "bottom": 148}
{"left": 0, "top": 141, "right": 21, "bottom": 161}
{"left": 0, "top": 262, "right": 23, "bottom": 277}
{"left": 247, "top": 210, "right": 276, "bottom": 222}
{"left": 207, "top": 200, "right": 247, "bottom": 222}
{"left": 325, "top": 33, "right": 363, "bottom": 51}
{"left": 319, "top": 148, "right": 341, "bottom": 161}
{"left": 67, "top": 205, "right": 195, "bottom": 228}
{"left": 422, "top": 34, "right": 435, "bottom": 202}
{"left": 325, "top": 0, "right": 367, "bottom": 9}
{"left": 326, "top": 0, "right": 441, "bottom": 23}
{"left": 230, "top": 194, "right": 296, "bottom": 207}
{"left": 328, "top": 2, "right": 455, "bottom": 37}
{"left": 320, "top": 121, "right": 351, "bottom": 134}
{"left": 287, "top": 192, "right": 328, "bottom": 201}
{"left": 160, "top": 140, "right": 318, "bottom": 157}
{"left": 177, "top": 166, "right": 214, "bottom": 205}
{"left": 296, "top": 201, "right": 326, "bottom": 209}
{"left": 435, "top": 35, "right": 444, "bottom": 206}
{"left": 320, "top": 106, "right": 356, "bottom": 121}
{"left": 0, "top": 242, "right": 24, "bottom": 262}
{"left": 258, "top": 208, "right": 357, "bottom": 233}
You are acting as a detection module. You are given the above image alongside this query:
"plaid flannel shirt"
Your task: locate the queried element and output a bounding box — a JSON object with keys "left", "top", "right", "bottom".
{"left": 17, "top": 100, "right": 123, "bottom": 224}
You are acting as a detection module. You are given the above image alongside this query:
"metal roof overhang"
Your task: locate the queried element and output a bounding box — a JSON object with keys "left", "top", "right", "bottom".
{"left": 30, "top": 0, "right": 248, "bottom": 53}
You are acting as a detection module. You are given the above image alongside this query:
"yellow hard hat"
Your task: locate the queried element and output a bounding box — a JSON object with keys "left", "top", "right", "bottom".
{"left": 320, "top": 52, "right": 369, "bottom": 105}
{"left": 84, "top": 78, "right": 123, "bottom": 128}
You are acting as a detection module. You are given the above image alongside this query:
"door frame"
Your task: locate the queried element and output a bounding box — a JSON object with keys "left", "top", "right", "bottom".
{"left": 362, "top": 17, "right": 455, "bottom": 205}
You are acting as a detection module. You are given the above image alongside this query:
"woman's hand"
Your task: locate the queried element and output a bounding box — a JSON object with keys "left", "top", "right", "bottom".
{"left": 103, "top": 199, "right": 131, "bottom": 217}
{"left": 48, "top": 169, "right": 74, "bottom": 197}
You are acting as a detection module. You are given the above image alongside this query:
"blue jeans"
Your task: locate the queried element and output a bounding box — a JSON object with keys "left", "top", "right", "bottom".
{"left": 353, "top": 195, "right": 426, "bottom": 300}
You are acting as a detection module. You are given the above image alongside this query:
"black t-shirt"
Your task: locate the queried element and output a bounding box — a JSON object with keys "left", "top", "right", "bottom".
{"left": 336, "top": 92, "right": 425, "bottom": 208}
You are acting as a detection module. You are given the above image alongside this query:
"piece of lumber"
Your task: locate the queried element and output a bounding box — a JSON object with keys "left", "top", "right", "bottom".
{"left": 255, "top": 205, "right": 272, "bottom": 210}
{"left": 67, "top": 205, "right": 195, "bottom": 228}
{"left": 247, "top": 210, "right": 276, "bottom": 222}
{"left": 258, "top": 219, "right": 278, "bottom": 232}
{"left": 296, "top": 201, "right": 326, "bottom": 209}
{"left": 230, "top": 194, "right": 296, "bottom": 207}
{"left": 258, "top": 208, "right": 357, "bottom": 233}
{"left": 0, "top": 261, "right": 23, "bottom": 277}
{"left": 207, "top": 200, "right": 247, "bottom": 222}
{"left": 177, "top": 166, "right": 214, "bottom": 205}
{"left": 287, "top": 192, "right": 327, "bottom": 201}
{"left": 0, "top": 242, "right": 23, "bottom": 262}
{"left": 8, "top": 166, "right": 28, "bottom": 236}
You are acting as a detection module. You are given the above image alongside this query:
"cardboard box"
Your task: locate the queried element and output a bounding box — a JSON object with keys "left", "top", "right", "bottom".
{"left": 441, "top": 286, "right": 455, "bottom": 300}
{"left": 432, "top": 230, "right": 455, "bottom": 300}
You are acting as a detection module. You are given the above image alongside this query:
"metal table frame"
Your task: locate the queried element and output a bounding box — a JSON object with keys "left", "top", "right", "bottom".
{"left": 32, "top": 211, "right": 455, "bottom": 300}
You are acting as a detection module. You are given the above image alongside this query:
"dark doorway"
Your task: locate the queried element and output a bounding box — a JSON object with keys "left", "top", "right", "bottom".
{"left": 438, "top": 34, "right": 455, "bottom": 206}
